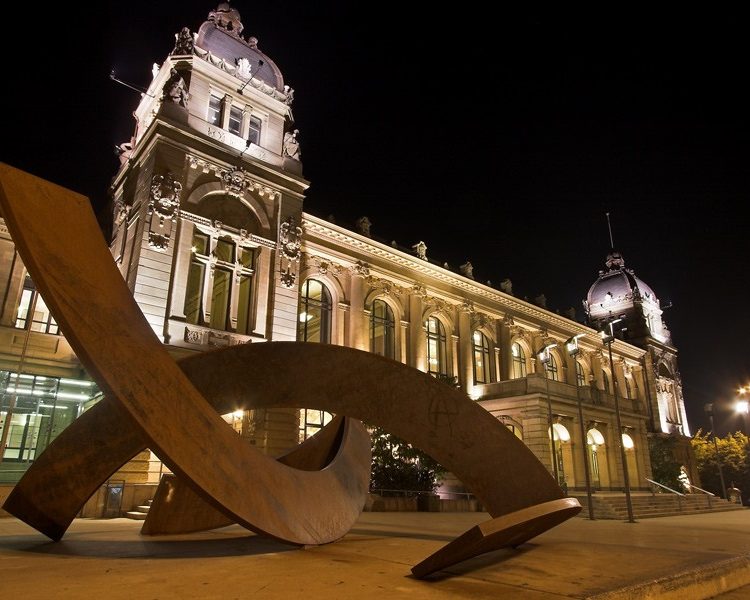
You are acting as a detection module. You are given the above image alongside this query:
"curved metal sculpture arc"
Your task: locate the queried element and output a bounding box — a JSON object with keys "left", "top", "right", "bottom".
{"left": 0, "top": 164, "right": 582, "bottom": 577}
{"left": 142, "top": 415, "right": 361, "bottom": 535}
{"left": 0, "top": 164, "right": 370, "bottom": 546}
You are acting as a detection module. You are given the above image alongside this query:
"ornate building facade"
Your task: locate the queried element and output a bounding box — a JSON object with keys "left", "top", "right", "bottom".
{"left": 0, "top": 4, "right": 697, "bottom": 509}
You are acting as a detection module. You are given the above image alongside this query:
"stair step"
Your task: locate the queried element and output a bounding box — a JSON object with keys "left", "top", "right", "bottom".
{"left": 124, "top": 511, "right": 148, "bottom": 520}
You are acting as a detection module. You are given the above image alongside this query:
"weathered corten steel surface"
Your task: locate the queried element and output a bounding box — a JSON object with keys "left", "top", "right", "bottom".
{"left": 0, "top": 164, "right": 371, "bottom": 546}
{"left": 142, "top": 416, "right": 360, "bottom": 535}
{"left": 0, "top": 164, "right": 581, "bottom": 577}
{"left": 410, "top": 497, "right": 582, "bottom": 578}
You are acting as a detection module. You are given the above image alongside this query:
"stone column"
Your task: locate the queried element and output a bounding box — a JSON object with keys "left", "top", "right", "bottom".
{"left": 410, "top": 290, "right": 426, "bottom": 372}
{"left": 457, "top": 305, "right": 473, "bottom": 393}
{"left": 498, "top": 317, "right": 512, "bottom": 381}
{"left": 348, "top": 267, "right": 367, "bottom": 351}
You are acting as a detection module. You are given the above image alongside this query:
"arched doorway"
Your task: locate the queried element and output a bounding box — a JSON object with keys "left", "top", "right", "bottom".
{"left": 550, "top": 422, "right": 572, "bottom": 486}
{"left": 587, "top": 428, "right": 606, "bottom": 490}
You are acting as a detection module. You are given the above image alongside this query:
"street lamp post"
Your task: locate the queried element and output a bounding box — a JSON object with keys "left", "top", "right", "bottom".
{"left": 601, "top": 317, "right": 636, "bottom": 523}
{"left": 566, "top": 334, "right": 594, "bottom": 519}
{"left": 704, "top": 403, "right": 728, "bottom": 500}
{"left": 736, "top": 387, "right": 749, "bottom": 435}
{"left": 537, "top": 342, "right": 560, "bottom": 486}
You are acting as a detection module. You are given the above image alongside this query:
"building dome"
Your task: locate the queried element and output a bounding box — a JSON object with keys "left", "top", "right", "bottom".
{"left": 586, "top": 251, "right": 657, "bottom": 312}
{"left": 195, "top": 3, "right": 286, "bottom": 92}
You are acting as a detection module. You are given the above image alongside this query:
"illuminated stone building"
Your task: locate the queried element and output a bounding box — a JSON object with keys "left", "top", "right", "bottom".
{"left": 0, "top": 3, "right": 697, "bottom": 509}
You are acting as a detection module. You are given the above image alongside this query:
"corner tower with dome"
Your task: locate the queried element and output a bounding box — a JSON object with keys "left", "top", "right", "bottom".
{"left": 109, "top": 2, "right": 308, "bottom": 457}
{"left": 584, "top": 250, "right": 695, "bottom": 482}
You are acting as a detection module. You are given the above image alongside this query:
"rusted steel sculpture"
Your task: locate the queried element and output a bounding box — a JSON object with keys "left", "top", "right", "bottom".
{"left": 0, "top": 164, "right": 580, "bottom": 578}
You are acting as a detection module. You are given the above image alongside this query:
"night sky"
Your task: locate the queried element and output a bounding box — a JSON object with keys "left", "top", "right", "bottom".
{"left": 1, "top": 3, "right": 748, "bottom": 434}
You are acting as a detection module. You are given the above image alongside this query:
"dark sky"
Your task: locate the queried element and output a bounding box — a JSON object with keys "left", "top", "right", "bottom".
{"left": 2, "top": 3, "right": 748, "bottom": 434}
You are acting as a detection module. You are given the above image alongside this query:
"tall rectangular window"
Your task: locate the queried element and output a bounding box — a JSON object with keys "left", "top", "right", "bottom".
{"left": 184, "top": 230, "right": 258, "bottom": 334}
{"left": 228, "top": 106, "right": 242, "bottom": 135}
{"left": 236, "top": 247, "right": 256, "bottom": 335}
{"left": 15, "top": 276, "right": 59, "bottom": 335}
{"left": 247, "top": 116, "right": 262, "bottom": 146}
{"left": 208, "top": 95, "right": 222, "bottom": 125}
{"left": 184, "top": 232, "right": 209, "bottom": 325}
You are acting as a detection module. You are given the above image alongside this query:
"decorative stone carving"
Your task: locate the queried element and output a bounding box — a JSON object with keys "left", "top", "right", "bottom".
{"left": 280, "top": 265, "right": 296, "bottom": 288}
{"left": 283, "top": 129, "right": 301, "bottom": 161}
{"left": 366, "top": 275, "right": 402, "bottom": 297}
{"left": 235, "top": 57, "right": 252, "bottom": 79}
{"left": 412, "top": 283, "right": 428, "bottom": 298}
{"left": 147, "top": 173, "right": 182, "bottom": 251}
{"left": 114, "top": 199, "right": 130, "bottom": 225}
{"left": 412, "top": 241, "right": 428, "bottom": 261}
{"left": 459, "top": 261, "right": 474, "bottom": 280}
{"left": 460, "top": 299, "right": 475, "bottom": 314}
{"left": 171, "top": 27, "right": 195, "bottom": 55}
{"left": 306, "top": 255, "right": 343, "bottom": 277}
{"left": 163, "top": 68, "right": 189, "bottom": 108}
{"left": 280, "top": 217, "right": 302, "bottom": 261}
{"left": 208, "top": 3, "right": 244, "bottom": 37}
{"left": 279, "top": 216, "right": 303, "bottom": 289}
{"left": 184, "top": 327, "right": 205, "bottom": 345}
{"left": 355, "top": 216, "right": 371, "bottom": 237}
{"left": 352, "top": 260, "right": 370, "bottom": 277}
{"left": 472, "top": 312, "right": 493, "bottom": 331}
{"left": 283, "top": 85, "right": 295, "bottom": 106}
{"left": 220, "top": 167, "right": 246, "bottom": 195}
{"left": 503, "top": 315, "right": 515, "bottom": 327}
{"left": 499, "top": 278, "right": 513, "bottom": 295}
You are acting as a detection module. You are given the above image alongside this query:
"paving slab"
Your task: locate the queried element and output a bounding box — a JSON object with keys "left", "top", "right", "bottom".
{"left": 1, "top": 510, "right": 749, "bottom": 599}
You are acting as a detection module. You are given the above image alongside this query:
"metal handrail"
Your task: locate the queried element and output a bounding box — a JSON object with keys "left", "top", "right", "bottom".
{"left": 645, "top": 477, "right": 686, "bottom": 512}
{"left": 645, "top": 477, "right": 685, "bottom": 496}
{"left": 687, "top": 483, "right": 715, "bottom": 508}
{"left": 688, "top": 484, "right": 715, "bottom": 496}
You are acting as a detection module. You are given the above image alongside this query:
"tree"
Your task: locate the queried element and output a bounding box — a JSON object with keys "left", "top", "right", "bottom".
{"left": 369, "top": 426, "right": 445, "bottom": 496}
{"left": 648, "top": 434, "right": 683, "bottom": 492}
{"left": 368, "top": 373, "right": 456, "bottom": 496}
{"left": 691, "top": 429, "right": 750, "bottom": 504}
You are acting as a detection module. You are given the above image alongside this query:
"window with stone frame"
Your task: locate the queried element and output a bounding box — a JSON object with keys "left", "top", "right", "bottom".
{"left": 207, "top": 94, "right": 222, "bottom": 125}
{"left": 14, "top": 275, "right": 59, "bottom": 335}
{"left": 297, "top": 279, "right": 332, "bottom": 343}
{"left": 247, "top": 116, "right": 262, "bottom": 146}
{"left": 545, "top": 352, "right": 560, "bottom": 381}
{"left": 472, "top": 330, "right": 491, "bottom": 384}
{"left": 370, "top": 299, "right": 395, "bottom": 359}
{"left": 228, "top": 106, "right": 243, "bottom": 136}
{"left": 511, "top": 342, "right": 527, "bottom": 379}
{"left": 425, "top": 316, "right": 448, "bottom": 376}
{"left": 183, "top": 229, "right": 257, "bottom": 333}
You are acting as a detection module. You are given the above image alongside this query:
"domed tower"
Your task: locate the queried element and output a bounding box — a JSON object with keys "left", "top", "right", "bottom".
{"left": 108, "top": 3, "right": 308, "bottom": 456}
{"left": 584, "top": 250, "right": 671, "bottom": 347}
{"left": 583, "top": 249, "right": 695, "bottom": 478}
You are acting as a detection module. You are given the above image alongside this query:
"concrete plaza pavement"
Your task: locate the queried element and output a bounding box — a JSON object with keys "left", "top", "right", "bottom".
{"left": 1, "top": 509, "right": 749, "bottom": 599}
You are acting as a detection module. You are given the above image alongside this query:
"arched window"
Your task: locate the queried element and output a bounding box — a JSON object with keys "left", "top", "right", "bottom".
{"left": 545, "top": 353, "right": 560, "bottom": 381}
{"left": 602, "top": 371, "right": 610, "bottom": 394}
{"left": 370, "top": 299, "right": 395, "bottom": 359}
{"left": 298, "top": 279, "right": 332, "bottom": 343}
{"left": 511, "top": 342, "right": 527, "bottom": 379}
{"left": 575, "top": 360, "right": 586, "bottom": 386}
{"left": 425, "top": 316, "right": 448, "bottom": 376}
{"left": 624, "top": 377, "right": 633, "bottom": 400}
{"left": 472, "top": 331, "right": 491, "bottom": 384}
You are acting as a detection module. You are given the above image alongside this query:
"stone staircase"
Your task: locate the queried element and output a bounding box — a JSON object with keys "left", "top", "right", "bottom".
{"left": 124, "top": 499, "right": 152, "bottom": 521}
{"left": 571, "top": 492, "right": 746, "bottom": 519}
